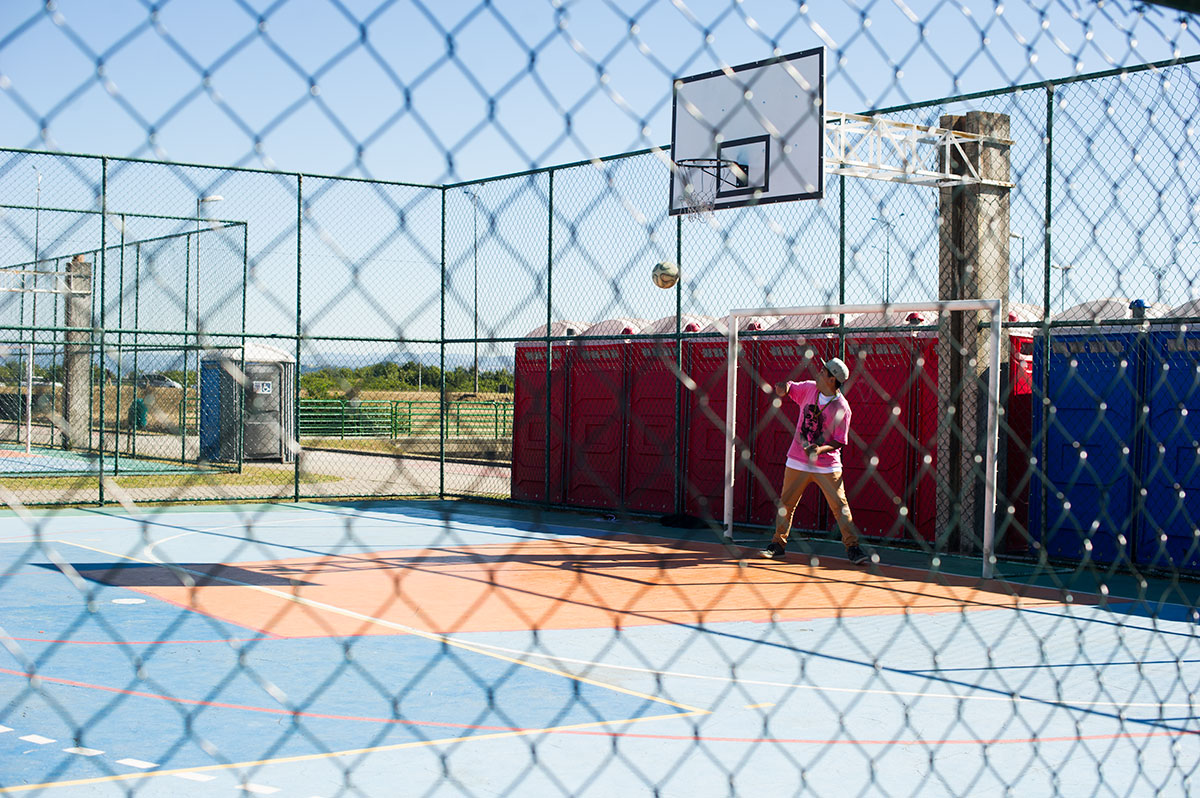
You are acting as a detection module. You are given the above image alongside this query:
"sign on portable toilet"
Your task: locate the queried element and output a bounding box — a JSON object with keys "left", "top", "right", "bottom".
{"left": 842, "top": 310, "right": 938, "bottom": 542}
{"left": 1143, "top": 298, "right": 1200, "bottom": 572}
{"left": 625, "top": 315, "right": 711, "bottom": 514}
{"left": 684, "top": 315, "right": 769, "bottom": 526}
{"left": 1030, "top": 298, "right": 1166, "bottom": 564}
{"left": 565, "top": 318, "right": 646, "bottom": 510}
{"left": 511, "top": 321, "right": 587, "bottom": 503}
{"left": 745, "top": 312, "right": 847, "bottom": 531}
{"left": 1001, "top": 303, "right": 1044, "bottom": 551}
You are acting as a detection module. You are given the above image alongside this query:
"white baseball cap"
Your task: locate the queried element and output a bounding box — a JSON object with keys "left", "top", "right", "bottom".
{"left": 824, "top": 357, "right": 850, "bottom": 384}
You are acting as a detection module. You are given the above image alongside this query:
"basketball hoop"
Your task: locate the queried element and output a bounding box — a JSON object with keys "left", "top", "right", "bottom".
{"left": 675, "top": 158, "right": 747, "bottom": 220}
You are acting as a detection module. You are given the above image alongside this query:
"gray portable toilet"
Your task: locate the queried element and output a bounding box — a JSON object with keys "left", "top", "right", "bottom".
{"left": 200, "top": 342, "right": 297, "bottom": 463}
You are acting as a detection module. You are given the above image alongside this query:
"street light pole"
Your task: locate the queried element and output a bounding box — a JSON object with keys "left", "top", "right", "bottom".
{"left": 29, "top": 168, "right": 41, "bottom": 395}
{"left": 32, "top": 167, "right": 41, "bottom": 267}
{"left": 194, "top": 195, "right": 223, "bottom": 440}
{"left": 1009, "top": 232, "right": 1024, "bottom": 303}
{"left": 1050, "top": 263, "right": 1073, "bottom": 312}
{"left": 871, "top": 213, "right": 903, "bottom": 303}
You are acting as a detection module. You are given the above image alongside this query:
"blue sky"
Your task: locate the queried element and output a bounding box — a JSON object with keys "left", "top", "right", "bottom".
{"left": 3, "top": 0, "right": 1196, "bottom": 184}
{"left": 2, "top": 0, "right": 1200, "bottom": 352}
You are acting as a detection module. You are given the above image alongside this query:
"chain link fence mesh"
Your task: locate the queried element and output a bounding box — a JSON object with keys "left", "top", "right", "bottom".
{"left": 1, "top": 2, "right": 1199, "bottom": 795}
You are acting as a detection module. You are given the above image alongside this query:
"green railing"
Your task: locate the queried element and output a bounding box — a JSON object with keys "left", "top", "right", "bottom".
{"left": 298, "top": 399, "right": 513, "bottom": 439}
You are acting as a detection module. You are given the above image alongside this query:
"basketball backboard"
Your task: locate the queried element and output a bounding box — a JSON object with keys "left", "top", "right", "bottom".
{"left": 670, "top": 48, "right": 824, "bottom": 215}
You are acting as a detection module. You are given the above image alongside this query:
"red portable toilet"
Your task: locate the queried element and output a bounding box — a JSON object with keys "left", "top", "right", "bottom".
{"left": 842, "top": 310, "right": 938, "bottom": 542}
{"left": 512, "top": 321, "right": 588, "bottom": 503}
{"left": 683, "top": 315, "right": 770, "bottom": 526}
{"left": 745, "top": 313, "right": 849, "bottom": 530}
{"left": 1001, "top": 302, "right": 1043, "bottom": 550}
{"left": 625, "top": 315, "right": 711, "bottom": 514}
{"left": 565, "top": 318, "right": 646, "bottom": 510}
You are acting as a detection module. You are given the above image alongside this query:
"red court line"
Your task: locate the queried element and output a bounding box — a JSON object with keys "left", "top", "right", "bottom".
{"left": 1, "top": 666, "right": 1191, "bottom": 748}
{"left": 0, "top": 667, "right": 525, "bottom": 733}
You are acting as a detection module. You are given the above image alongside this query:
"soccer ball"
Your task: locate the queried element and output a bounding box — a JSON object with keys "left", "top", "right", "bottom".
{"left": 652, "top": 260, "right": 680, "bottom": 289}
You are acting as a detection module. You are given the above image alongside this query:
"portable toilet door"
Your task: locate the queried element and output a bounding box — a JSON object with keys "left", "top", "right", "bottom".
{"left": 1001, "top": 303, "right": 1044, "bottom": 552}
{"left": 1029, "top": 299, "right": 1165, "bottom": 564}
{"left": 1143, "top": 298, "right": 1200, "bottom": 573}
{"left": 565, "top": 318, "right": 645, "bottom": 510}
{"left": 842, "top": 311, "right": 938, "bottom": 542}
{"left": 683, "top": 316, "right": 768, "bottom": 526}
{"left": 511, "top": 321, "right": 586, "bottom": 503}
{"left": 200, "top": 354, "right": 241, "bottom": 462}
{"left": 625, "top": 315, "right": 710, "bottom": 514}
{"left": 745, "top": 313, "right": 845, "bottom": 530}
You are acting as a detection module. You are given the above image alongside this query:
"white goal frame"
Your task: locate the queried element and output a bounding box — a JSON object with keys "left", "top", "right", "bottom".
{"left": 722, "top": 299, "right": 1004, "bottom": 578}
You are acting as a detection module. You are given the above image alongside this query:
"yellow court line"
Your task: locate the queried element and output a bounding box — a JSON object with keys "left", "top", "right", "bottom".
{"left": 54, "top": 541, "right": 705, "bottom": 713}
{"left": 0, "top": 710, "right": 706, "bottom": 793}
{"left": 743, "top": 702, "right": 775, "bottom": 709}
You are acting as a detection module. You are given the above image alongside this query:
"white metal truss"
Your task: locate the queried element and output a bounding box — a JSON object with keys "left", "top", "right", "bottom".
{"left": 0, "top": 268, "right": 77, "bottom": 295}
{"left": 825, "top": 111, "right": 1015, "bottom": 188}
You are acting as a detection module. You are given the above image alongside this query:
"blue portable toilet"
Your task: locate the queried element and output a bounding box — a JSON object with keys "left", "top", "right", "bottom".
{"left": 1030, "top": 299, "right": 1166, "bottom": 565}
{"left": 1142, "top": 298, "right": 1200, "bottom": 572}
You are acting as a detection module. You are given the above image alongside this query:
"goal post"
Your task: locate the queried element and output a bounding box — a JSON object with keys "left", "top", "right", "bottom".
{"left": 721, "top": 299, "right": 1004, "bottom": 578}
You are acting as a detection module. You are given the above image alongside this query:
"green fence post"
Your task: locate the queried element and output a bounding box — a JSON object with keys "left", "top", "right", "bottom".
{"left": 295, "top": 174, "right": 303, "bottom": 503}
{"left": 544, "top": 169, "right": 554, "bottom": 505}
{"left": 99, "top": 159, "right": 107, "bottom": 506}
{"left": 1038, "top": 83, "right": 1054, "bottom": 554}
{"left": 439, "top": 187, "right": 446, "bottom": 498}
{"left": 674, "top": 211, "right": 683, "bottom": 514}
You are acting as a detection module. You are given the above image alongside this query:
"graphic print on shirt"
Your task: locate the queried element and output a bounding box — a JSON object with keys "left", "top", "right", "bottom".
{"left": 800, "top": 403, "right": 825, "bottom": 446}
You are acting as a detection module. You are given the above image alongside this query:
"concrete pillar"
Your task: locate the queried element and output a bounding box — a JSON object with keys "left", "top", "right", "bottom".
{"left": 936, "top": 111, "right": 1011, "bottom": 553}
{"left": 62, "top": 254, "right": 92, "bottom": 450}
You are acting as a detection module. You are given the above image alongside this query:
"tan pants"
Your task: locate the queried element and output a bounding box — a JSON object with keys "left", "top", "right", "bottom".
{"left": 772, "top": 467, "right": 858, "bottom": 548}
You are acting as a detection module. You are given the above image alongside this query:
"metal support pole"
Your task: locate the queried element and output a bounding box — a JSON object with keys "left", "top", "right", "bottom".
{"left": 674, "top": 213, "right": 684, "bottom": 515}
{"left": 24, "top": 342, "right": 32, "bottom": 455}
{"left": 99, "top": 160, "right": 107, "bottom": 505}
{"left": 544, "top": 171, "right": 554, "bottom": 505}
{"left": 295, "top": 176, "right": 303, "bottom": 501}
{"left": 439, "top": 186, "right": 447, "bottom": 499}
{"left": 981, "top": 300, "right": 1004, "bottom": 579}
{"left": 722, "top": 318, "right": 739, "bottom": 541}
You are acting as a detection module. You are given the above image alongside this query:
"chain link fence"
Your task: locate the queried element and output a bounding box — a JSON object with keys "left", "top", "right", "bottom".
{"left": 1, "top": 2, "right": 1199, "bottom": 795}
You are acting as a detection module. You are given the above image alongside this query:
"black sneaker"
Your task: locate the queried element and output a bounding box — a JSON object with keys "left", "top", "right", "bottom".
{"left": 761, "top": 542, "right": 785, "bottom": 559}
{"left": 846, "top": 544, "right": 869, "bottom": 565}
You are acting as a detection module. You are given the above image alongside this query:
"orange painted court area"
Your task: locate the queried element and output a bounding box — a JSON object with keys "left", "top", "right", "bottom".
{"left": 107, "top": 537, "right": 1082, "bottom": 637}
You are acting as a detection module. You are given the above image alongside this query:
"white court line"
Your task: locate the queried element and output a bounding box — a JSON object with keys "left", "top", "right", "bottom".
{"left": 174, "top": 772, "right": 216, "bottom": 782}
{"left": 63, "top": 747, "right": 103, "bottom": 756}
{"left": 116, "top": 758, "right": 157, "bottom": 769}
{"left": 19, "top": 735, "right": 55, "bottom": 744}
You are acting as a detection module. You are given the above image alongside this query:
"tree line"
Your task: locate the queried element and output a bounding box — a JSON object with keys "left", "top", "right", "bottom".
{"left": 0, "top": 359, "right": 515, "bottom": 399}
{"left": 300, "top": 361, "right": 514, "bottom": 398}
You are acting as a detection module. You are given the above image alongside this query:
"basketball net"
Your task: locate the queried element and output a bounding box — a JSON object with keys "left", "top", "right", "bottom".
{"left": 675, "top": 158, "right": 745, "bottom": 222}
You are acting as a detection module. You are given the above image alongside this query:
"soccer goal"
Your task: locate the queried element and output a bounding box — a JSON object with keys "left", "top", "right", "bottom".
{"left": 719, "top": 299, "right": 1004, "bottom": 578}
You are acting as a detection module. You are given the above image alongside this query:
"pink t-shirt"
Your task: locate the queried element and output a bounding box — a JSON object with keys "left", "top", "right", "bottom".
{"left": 785, "top": 380, "right": 851, "bottom": 472}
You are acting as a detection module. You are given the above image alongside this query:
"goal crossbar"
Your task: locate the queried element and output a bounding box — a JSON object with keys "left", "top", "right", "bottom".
{"left": 722, "top": 299, "right": 1004, "bottom": 579}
